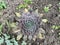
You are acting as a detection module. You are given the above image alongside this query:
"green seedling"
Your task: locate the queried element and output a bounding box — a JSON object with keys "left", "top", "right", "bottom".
{"left": 24, "top": 0, "right": 32, "bottom": 4}
{"left": 51, "top": 25, "right": 60, "bottom": 30}
{"left": 0, "top": 0, "right": 7, "bottom": 10}
{"left": 16, "top": 0, "right": 32, "bottom": 9}
{"left": 16, "top": 4, "right": 28, "bottom": 10}
{"left": 44, "top": 6, "right": 49, "bottom": 13}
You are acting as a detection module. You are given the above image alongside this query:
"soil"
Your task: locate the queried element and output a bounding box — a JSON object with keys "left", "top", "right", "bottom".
{"left": 0, "top": 0, "right": 60, "bottom": 45}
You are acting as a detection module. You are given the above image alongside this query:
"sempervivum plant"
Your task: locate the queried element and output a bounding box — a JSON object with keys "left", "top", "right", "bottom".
{"left": 19, "top": 11, "right": 41, "bottom": 36}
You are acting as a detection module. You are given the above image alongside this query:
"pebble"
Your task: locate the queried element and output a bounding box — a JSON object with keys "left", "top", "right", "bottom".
{"left": 28, "top": 35, "right": 32, "bottom": 40}
{"left": 23, "top": 35, "right": 27, "bottom": 41}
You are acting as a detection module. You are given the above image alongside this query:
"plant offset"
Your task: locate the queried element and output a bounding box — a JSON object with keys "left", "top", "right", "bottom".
{"left": 19, "top": 11, "right": 40, "bottom": 35}
{"left": 0, "top": 0, "right": 60, "bottom": 45}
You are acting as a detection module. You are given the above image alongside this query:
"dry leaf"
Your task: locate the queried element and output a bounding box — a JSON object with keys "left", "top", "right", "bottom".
{"left": 15, "top": 12, "right": 21, "bottom": 17}
{"left": 13, "top": 29, "right": 20, "bottom": 33}
{"left": 24, "top": 8, "right": 28, "bottom": 13}
{"left": 10, "top": 23, "right": 16, "bottom": 28}
{"left": 38, "top": 33, "right": 44, "bottom": 39}
{"left": 17, "top": 34, "right": 23, "bottom": 40}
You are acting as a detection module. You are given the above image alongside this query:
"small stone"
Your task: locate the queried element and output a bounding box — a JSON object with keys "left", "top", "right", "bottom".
{"left": 39, "top": 13, "right": 44, "bottom": 18}
{"left": 33, "top": 35, "right": 37, "bottom": 41}
{"left": 42, "top": 19, "right": 48, "bottom": 23}
{"left": 48, "top": 4, "right": 52, "bottom": 7}
{"left": 51, "top": 30, "right": 54, "bottom": 33}
{"left": 28, "top": 35, "right": 32, "bottom": 40}
{"left": 23, "top": 35, "right": 27, "bottom": 41}
{"left": 28, "top": 43, "right": 31, "bottom": 45}
{"left": 59, "top": 33, "right": 60, "bottom": 35}
{"left": 24, "top": 8, "right": 28, "bottom": 13}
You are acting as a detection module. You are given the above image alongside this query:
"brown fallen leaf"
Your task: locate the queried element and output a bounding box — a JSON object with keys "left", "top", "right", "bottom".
{"left": 38, "top": 33, "right": 45, "bottom": 39}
